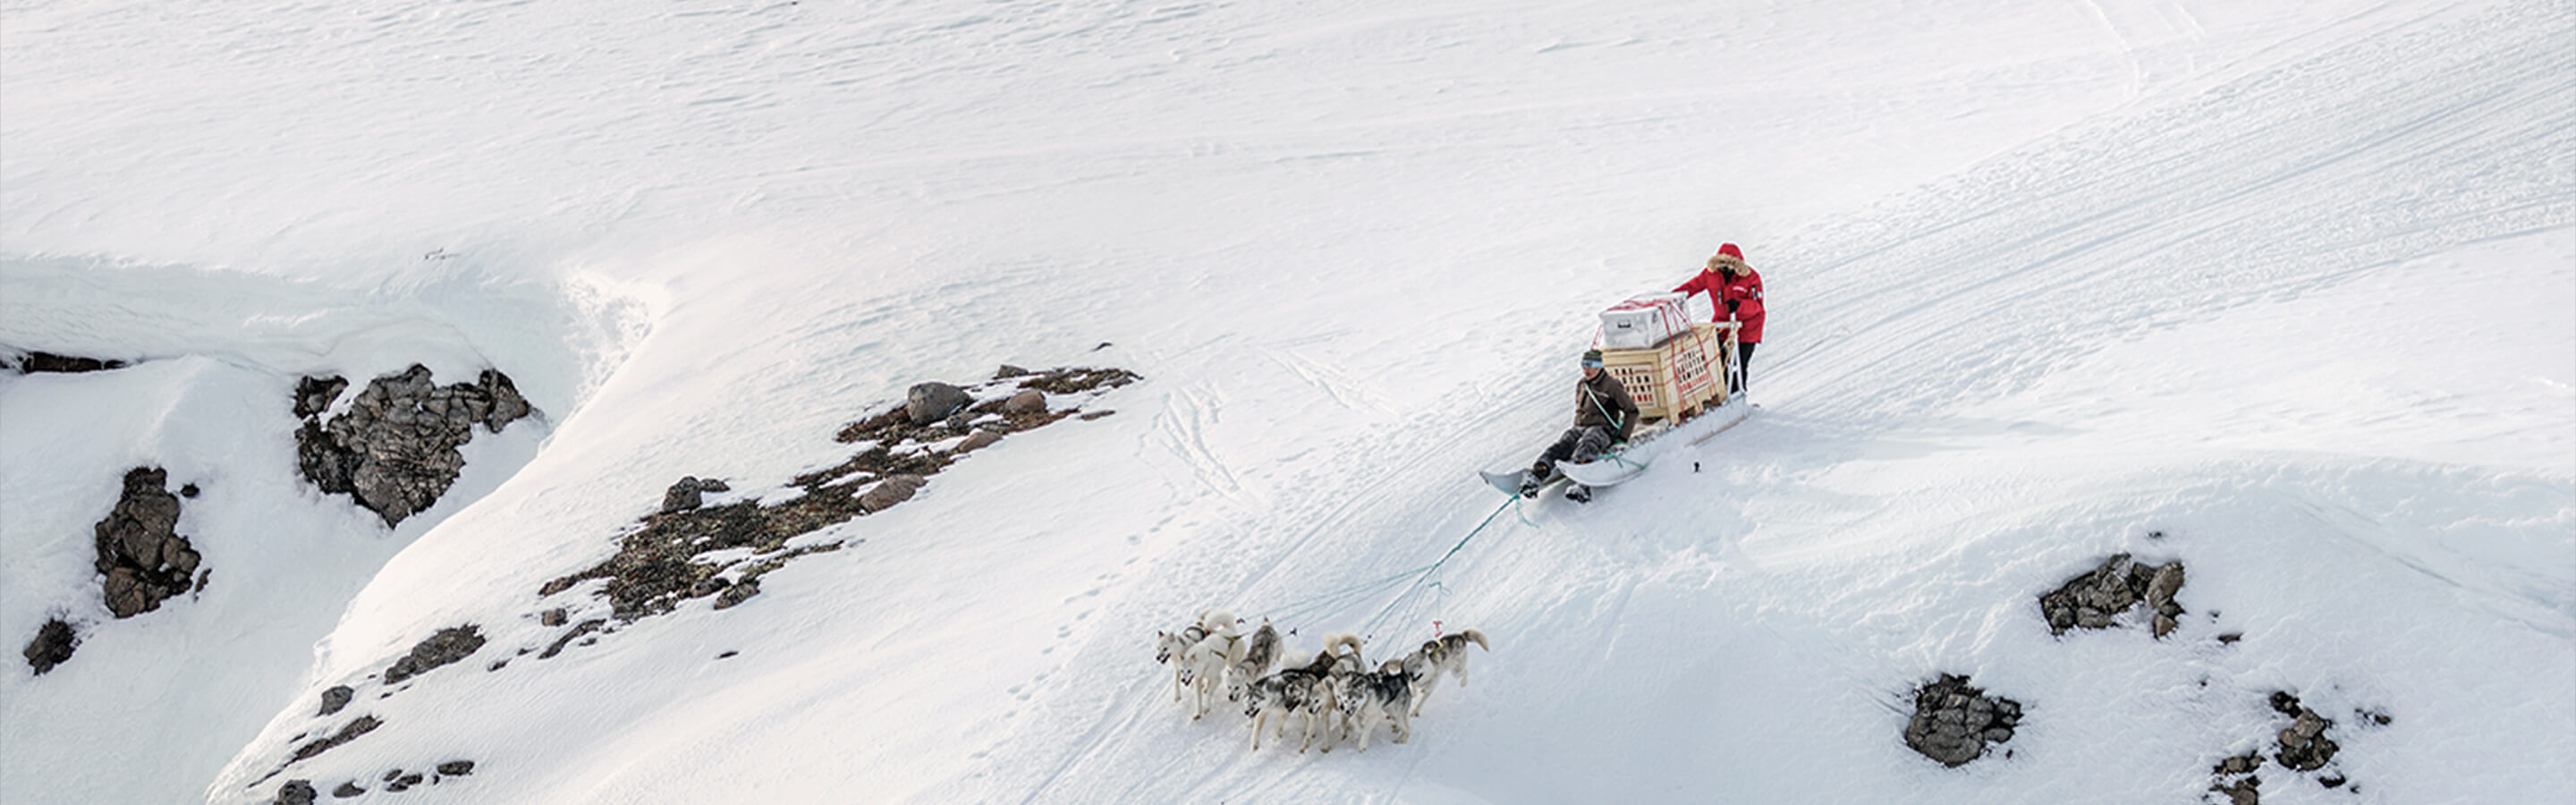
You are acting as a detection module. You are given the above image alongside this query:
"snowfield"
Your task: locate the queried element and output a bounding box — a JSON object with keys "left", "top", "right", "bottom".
{"left": 3, "top": 0, "right": 2569, "bottom": 803}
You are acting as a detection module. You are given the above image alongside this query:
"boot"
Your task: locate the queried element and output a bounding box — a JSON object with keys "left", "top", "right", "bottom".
{"left": 1518, "top": 470, "right": 1545, "bottom": 498}
{"left": 1564, "top": 484, "right": 1591, "bottom": 504}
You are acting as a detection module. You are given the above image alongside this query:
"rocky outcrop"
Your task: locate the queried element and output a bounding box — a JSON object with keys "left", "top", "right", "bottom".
{"left": 905, "top": 381, "right": 973, "bottom": 425}
{"left": 1902, "top": 674, "right": 2022, "bottom": 767}
{"left": 290, "top": 716, "right": 381, "bottom": 762}
{"left": 93, "top": 467, "right": 202, "bottom": 618}
{"left": 317, "top": 685, "right": 354, "bottom": 716}
{"left": 271, "top": 779, "right": 317, "bottom": 805}
{"left": 535, "top": 364, "right": 1136, "bottom": 640}
{"left": 294, "top": 365, "right": 533, "bottom": 527}
{"left": 2037, "top": 554, "right": 2187, "bottom": 637}
{"left": 2266, "top": 691, "right": 2339, "bottom": 772}
{"left": 383, "top": 626, "right": 486, "bottom": 684}
{"left": 22, "top": 618, "right": 79, "bottom": 675}
{"left": 659, "top": 476, "right": 731, "bottom": 514}
{"left": 3, "top": 350, "right": 129, "bottom": 374}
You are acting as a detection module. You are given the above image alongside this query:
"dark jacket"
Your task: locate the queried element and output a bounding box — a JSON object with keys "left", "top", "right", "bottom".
{"left": 1572, "top": 370, "right": 1640, "bottom": 440}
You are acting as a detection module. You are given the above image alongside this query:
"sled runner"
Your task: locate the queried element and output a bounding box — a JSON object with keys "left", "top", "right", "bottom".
{"left": 1553, "top": 396, "right": 1753, "bottom": 489}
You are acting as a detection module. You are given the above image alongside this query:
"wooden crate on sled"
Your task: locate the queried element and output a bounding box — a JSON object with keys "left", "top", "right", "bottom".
{"left": 1600, "top": 322, "right": 1736, "bottom": 423}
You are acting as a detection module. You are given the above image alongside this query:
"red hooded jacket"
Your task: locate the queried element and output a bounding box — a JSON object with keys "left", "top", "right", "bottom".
{"left": 1674, "top": 262, "right": 1765, "bottom": 343}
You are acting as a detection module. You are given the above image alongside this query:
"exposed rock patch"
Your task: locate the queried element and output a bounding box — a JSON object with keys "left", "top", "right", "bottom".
{"left": 660, "top": 476, "right": 731, "bottom": 513}
{"left": 294, "top": 364, "right": 534, "bottom": 527}
{"left": 22, "top": 617, "right": 79, "bottom": 675}
{"left": 436, "top": 760, "right": 475, "bottom": 776}
{"left": 2202, "top": 691, "right": 2384, "bottom": 801}
{"left": 905, "top": 381, "right": 973, "bottom": 424}
{"left": 93, "top": 467, "right": 201, "bottom": 618}
{"left": 272, "top": 779, "right": 317, "bottom": 805}
{"left": 2266, "top": 691, "right": 2340, "bottom": 772}
{"left": 2038, "top": 553, "right": 2187, "bottom": 637}
{"left": 1902, "top": 674, "right": 2022, "bottom": 767}
{"left": 535, "top": 365, "right": 1136, "bottom": 630}
{"left": 331, "top": 781, "right": 364, "bottom": 798}
{"left": 290, "top": 716, "right": 381, "bottom": 763}
{"left": 318, "top": 685, "right": 354, "bottom": 716}
{"left": 383, "top": 625, "right": 486, "bottom": 684}
{"left": 4, "top": 350, "right": 130, "bottom": 374}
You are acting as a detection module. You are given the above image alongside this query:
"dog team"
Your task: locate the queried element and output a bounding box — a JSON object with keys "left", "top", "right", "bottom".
{"left": 1154, "top": 609, "right": 1490, "bottom": 753}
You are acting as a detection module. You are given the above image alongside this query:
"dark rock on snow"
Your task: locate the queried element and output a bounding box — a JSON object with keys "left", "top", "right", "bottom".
{"left": 291, "top": 716, "right": 382, "bottom": 762}
{"left": 386, "top": 772, "right": 424, "bottom": 792}
{"left": 318, "top": 685, "right": 354, "bottom": 716}
{"left": 858, "top": 474, "right": 927, "bottom": 513}
{"left": 660, "top": 476, "right": 730, "bottom": 514}
{"left": 905, "top": 381, "right": 973, "bottom": 425}
{"left": 94, "top": 467, "right": 201, "bottom": 618}
{"left": 331, "top": 781, "right": 365, "bottom": 798}
{"left": 383, "top": 625, "right": 486, "bottom": 684}
{"left": 2037, "top": 553, "right": 2187, "bottom": 637}
{"left": 22, "top": 618, "right": 79, "bottom": 675}
{"left": 272, "top": 779, "right": 317, "bottom": 805}
{"left": 1902, "top": 674, "right": 2022, "bottom": 767}
{"left": 538, "top": 364, "right": 1136, "bottom": 633}
{"left": 294, "top": 365, "right": 532, "bottom": 527}
{"left": 436, "top": 760, "right": 476, "bottom": 776}
{"left": 7, "top": 351, "right": 129, "bottom": 374}
{"left": 2210, "top": 775, "right": 2260, "bottom": 805}
{"left": 2268, "top": 692, "right": 2341, "bottom": 772}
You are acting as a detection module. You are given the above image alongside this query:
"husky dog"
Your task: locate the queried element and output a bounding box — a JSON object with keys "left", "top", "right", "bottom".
{"left": 1154, "top": 623, "right": 1209, "bottom": 702}
{"left": 1341, "top": 663, "right": 1416, "bottom": 751}
{"left": 1243, "top": 666, "right": 1335, "bottom": 751}
{"left": 1406, "top": 628, "right": 1489, "bottom": 716}
{"left": 1223, "top": 618, "right": 1282, "bottom": 704}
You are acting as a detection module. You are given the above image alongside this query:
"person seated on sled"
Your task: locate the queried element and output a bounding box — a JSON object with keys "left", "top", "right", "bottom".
{"left": 1521, "top": 348, "right": 1640, "bottom": 496}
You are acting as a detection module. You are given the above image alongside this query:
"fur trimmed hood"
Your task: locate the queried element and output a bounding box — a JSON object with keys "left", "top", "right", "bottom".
{"left": 1706, "top": 252, "right": 1750, "bottom": 275}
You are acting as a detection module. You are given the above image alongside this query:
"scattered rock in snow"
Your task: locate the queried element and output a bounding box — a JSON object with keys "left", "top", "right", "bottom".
{"left": 2209, "top": 773, "right": 2260, "bottom": 805}
{"left": 956, "top": 428, "right": 1004, "bottom": 453}
{"left": 712, "top": 579, "right": 760, "bottom": 609}
{"left": 905, "top": 381, "right": 973, "bottom": 425}
{"left": 22, "top": 617, "right": 79, "bottom": 675}
{"left": 535, "top": 364, "right": 1134, "bottom": 631}
{"left": 383, "top": 625, "right": 486, "bottom": 684}
{"left": 1002, "top": 388, "right": 1046, "bottom": 415}
{"left": 1902, "top": 674, "right": 2021, "bottom": 767}
{"left": 995, "top": 364, "right": 1031, "bottom": 378}
{"left": 93, "top": 467, "right": 201, "bottom": 618}
{"left": 540, "top": 607, "right": 567, "bottom": 626}
{"left": 2267, "top": 691, "right": 2340, "bottom": 772}
{"left": 540, "top": 619, "right": 606, "bottom": 659}
{"left": 293, "top": 365, "right": 534, "bottom": 527}
{"left": 436, "top": 760, "right": 475, "bottom": 776}
{"left": 385, "top": 772, "right": 423, "bottom": 792}
{"left": 858, "top": 474, "right": 927, "bottom": 513}
{"left": 331, "top": 781, "right": 364, "bottom": 798}
{"left": 2036, "top": 553, "right": 2187, "bottom": 637}
{"left": 291, "top": 716, "right": 382, "bottom": 762}
{"left": 318, "top": 685, "right": 353, "bottom": 716}
{"left": 272, "top": 779, "right": 317, "bottom": 805}
{"left": 4, "top": 350, "right": 130, "bottom": 374}
{"left": 660, "top": 476, "right": 731, "bottom": 513}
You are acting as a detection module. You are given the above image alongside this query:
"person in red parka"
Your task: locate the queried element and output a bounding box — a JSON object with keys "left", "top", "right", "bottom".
{"left": 1673, "top": 242, "right": 1766, "bottom": 395}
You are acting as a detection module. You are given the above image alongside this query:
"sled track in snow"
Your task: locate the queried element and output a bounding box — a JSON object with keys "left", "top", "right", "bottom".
{"left": 1770, "top": 0, "right": 2575, "bottom": 419}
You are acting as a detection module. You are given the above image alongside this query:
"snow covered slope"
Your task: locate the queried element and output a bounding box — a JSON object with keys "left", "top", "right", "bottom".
{"left": 2, "top": 0, "right": 2568, "bottom": 803}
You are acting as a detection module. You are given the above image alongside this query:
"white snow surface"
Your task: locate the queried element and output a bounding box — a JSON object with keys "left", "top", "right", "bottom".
{"left": 3, "top": 0, "right": 2571, "bottom": 802}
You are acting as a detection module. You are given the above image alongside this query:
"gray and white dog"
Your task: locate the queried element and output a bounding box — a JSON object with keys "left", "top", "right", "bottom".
{"left": 1403, "top": 628, "right": 1489, "bottom": 716}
